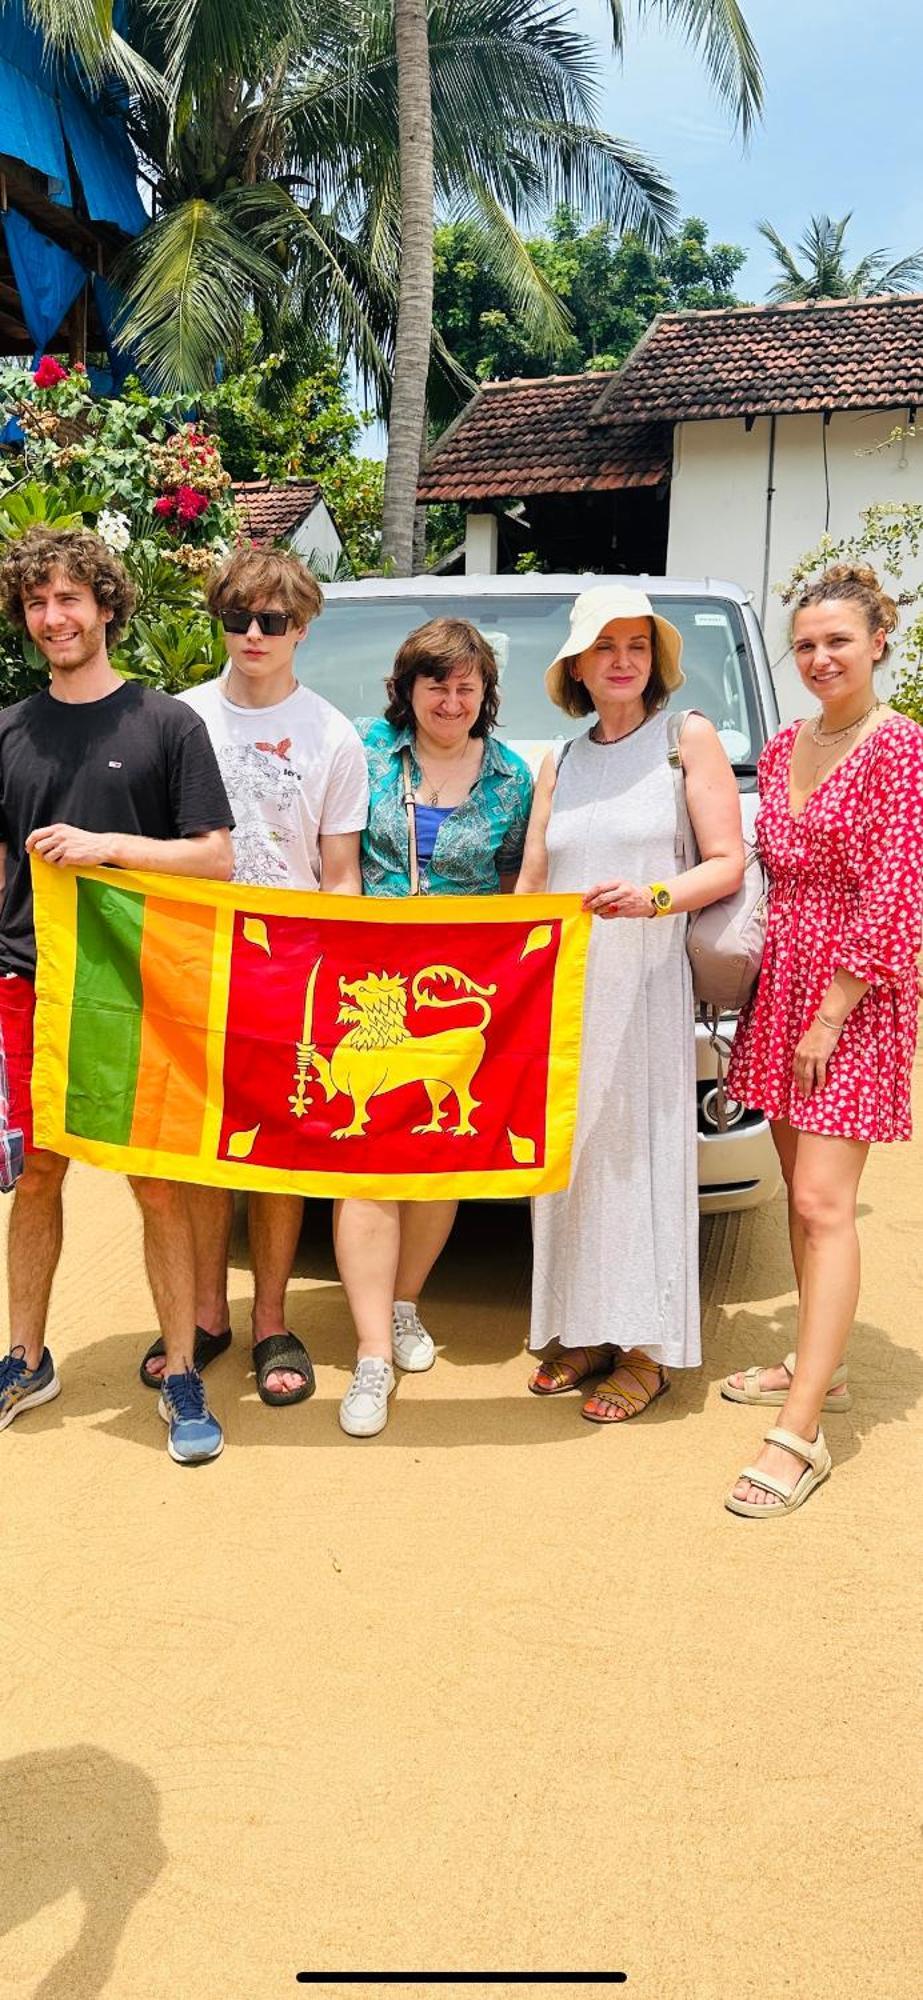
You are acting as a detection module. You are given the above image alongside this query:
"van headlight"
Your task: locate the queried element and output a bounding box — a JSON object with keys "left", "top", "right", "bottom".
{"left": 700, "top": 1087, "right": 746, "bottom": 1132}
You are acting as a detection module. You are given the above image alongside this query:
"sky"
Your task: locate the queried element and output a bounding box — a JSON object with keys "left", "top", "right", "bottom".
{"left": 574, "top": 0, "right": 921, "bottom": 298}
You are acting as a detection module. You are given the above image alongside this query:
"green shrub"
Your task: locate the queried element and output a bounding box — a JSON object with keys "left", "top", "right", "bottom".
{"left": 0, "top": 359, "right": 239, "bottom": 700}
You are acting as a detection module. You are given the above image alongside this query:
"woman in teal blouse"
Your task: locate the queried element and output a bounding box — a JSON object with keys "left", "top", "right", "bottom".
{"left": 335, "top": 616, "right": 533, "bottom": 1438}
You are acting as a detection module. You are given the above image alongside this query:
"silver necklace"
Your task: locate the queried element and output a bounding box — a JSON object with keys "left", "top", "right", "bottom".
{"left": 811, "top": 699, "right": 880, "bottom": 748}
{"left": 415, "top": 740, "right": 474, "bottom": 806}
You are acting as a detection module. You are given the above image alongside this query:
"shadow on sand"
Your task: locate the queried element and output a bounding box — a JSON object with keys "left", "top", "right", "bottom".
{"left": 0, "top": 1745, "right": 165, "bottom": 1998}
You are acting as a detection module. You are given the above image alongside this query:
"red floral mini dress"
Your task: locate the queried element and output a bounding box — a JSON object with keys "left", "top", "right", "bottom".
{"left": 728, "top": 716, "right": 923, "bottom": 1142}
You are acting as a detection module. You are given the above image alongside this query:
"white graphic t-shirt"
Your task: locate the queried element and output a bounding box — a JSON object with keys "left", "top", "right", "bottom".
{"left": 178, "top": 679, "right": 368, "bottom": 889}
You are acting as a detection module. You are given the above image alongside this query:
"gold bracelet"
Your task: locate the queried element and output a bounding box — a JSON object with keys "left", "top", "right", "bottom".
{"left": 816, "top": 1011, "right": 844, "bottom": 1036}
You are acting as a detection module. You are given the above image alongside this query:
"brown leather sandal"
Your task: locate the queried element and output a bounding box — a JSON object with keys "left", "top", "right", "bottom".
{"left": 582, "top": 1355, "right": 669, "bottom": 1424}
{"left": 528, "top": 1345, "right": 615, "bottom": 1395}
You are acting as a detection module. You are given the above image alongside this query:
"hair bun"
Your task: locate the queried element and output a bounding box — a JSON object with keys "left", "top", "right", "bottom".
{"left": 795, "top": 560, "right": 900, "bottom": 645}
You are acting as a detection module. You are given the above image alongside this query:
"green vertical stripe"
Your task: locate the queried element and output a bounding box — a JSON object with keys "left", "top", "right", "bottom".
{"left": 65, "top": 879, "right": 145, "bottom": 1143}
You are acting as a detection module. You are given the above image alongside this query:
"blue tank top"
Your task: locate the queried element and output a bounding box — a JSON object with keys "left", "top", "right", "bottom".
{"left": 414, "top": 803, "right": 454, "bottom": 864}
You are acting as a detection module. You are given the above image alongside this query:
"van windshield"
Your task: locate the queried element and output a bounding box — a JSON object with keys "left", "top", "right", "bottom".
{"left": 296, "top": 591, "right": 766, "bottom": 772}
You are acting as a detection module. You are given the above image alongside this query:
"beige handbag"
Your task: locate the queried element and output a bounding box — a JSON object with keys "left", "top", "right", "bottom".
{"left": 666, "top": 711, "right": 767, "bottom": 1014}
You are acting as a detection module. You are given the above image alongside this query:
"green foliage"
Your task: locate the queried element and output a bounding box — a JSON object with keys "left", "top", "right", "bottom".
{"left": 780, "top": 465, "right": 923, "bottom": 722}
{"left": 0, "top": 361, "right": 236, "bottom": 702}
{"left": 317, "top": 456, "right": 385, "bottom": 574}
{"left": 433, "top": 210, "right": 746, "bottom": 387}
{"left": 423, "top": 501, "right": 468, "bottom": 569}
{"left": 206, "top": 349, "right": 365, "bottom": 481}
{"left": 204, "top": 345, "right": 384, "bottom": 573}
{"left": 116, "top": 613, "right": 226, "bottom": 694}
{"left": 0, "top": 480, "right": 106, "bottom": 538}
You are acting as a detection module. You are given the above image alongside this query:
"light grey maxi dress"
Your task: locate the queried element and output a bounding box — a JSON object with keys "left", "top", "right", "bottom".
{"left": 530, "top": 713, "right": 701, "bottom": 1369}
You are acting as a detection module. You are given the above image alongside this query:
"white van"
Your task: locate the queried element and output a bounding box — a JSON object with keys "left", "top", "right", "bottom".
{"left": 297, "top": 573, "right": 781, "bottom": 1214}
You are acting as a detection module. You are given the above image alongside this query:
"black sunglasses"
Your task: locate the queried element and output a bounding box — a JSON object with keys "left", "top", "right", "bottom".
{"left": 221, "top": 607, "right": 292, "bottom": 636}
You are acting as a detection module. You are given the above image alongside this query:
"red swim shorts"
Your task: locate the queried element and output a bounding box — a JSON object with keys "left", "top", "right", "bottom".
{"left": 0, "top": 972, "right": 35, "bottom": 1153}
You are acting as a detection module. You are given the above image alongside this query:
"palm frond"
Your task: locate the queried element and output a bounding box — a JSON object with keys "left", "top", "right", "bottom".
{"left": 16, "top": 0, "right": 166, "bottom": 99}
{"left": 851, "top": 248, "right": 923, "bottom": 296}
{"left": 111, "top": 198, "right": 286, "bottom": 390}
{"left": 631, "top": 1, "right": 764, "bottom": 138}
{"left": 758, "top": 217, "right": 812, "bottom": 301}
{"left": 512, "top": 123, "right": 676, "bottom": 241}
{"left": 230, "top": 184, "right": 397, "bottom": 401}
{"left": 449, "top": 186, "right": 574, "bottom": 356}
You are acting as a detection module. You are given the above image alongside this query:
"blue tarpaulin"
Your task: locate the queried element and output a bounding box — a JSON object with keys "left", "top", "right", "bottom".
{"left": 0, "top": 7, "right": 72, "bottom": 203}
{"left": 58, "top": 84, "right": 147, "bottom": 236}
{"left": 1, "top": 208, "right": 88, "bottom": 350}
{"left": 0, "top": 2, "right": 145, "bottom": 236}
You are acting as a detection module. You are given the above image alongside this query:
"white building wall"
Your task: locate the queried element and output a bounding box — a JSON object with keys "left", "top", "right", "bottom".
{"left": 291, "top": 501, "right": 343, "bottom": 575}
{"left": 667, "top": 410, "right": 919, "bottom": 722}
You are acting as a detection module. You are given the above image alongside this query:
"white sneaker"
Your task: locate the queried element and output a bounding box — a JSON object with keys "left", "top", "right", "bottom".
{"left": 391, "top": 1302, "right": 436, "bottom": 1373}
{"left": 339, "top": 1356, "right": 395, "bottom": 1437}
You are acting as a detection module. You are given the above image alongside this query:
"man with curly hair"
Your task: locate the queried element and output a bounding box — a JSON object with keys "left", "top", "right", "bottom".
{"left": 0, "top": 527, "right": 234, "bottom": 1465}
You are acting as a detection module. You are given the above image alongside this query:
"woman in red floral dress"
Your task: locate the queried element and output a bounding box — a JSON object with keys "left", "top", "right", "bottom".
{"left": 723, "top": 564, "right": 923, "bottom": 1517}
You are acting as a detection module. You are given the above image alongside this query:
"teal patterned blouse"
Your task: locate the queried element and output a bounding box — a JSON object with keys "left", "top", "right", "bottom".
{"left": 356, "top": 717, "right": 533, "bottom": 897}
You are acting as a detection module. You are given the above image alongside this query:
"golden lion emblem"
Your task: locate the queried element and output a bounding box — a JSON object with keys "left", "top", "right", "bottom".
{"left": 290, "top": 962, "right": 497, "bottom": 1140}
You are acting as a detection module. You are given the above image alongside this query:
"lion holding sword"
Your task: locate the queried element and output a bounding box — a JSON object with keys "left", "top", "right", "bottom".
{"left": 290, "top": 960, "right": 497, "bottom": 1139}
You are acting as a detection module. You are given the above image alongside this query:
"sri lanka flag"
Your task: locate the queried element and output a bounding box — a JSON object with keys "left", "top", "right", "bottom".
{"left": 31, "top": 860, "right": 590, "bottom": 1199}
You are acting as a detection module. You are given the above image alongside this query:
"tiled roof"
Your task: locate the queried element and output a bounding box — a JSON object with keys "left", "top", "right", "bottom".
{"left": 592, "top": 295, "right": 923, "bottom": 424}
{"left": 232, "top": 478, "right": 325, "bottom": 542}
{"left": 416, "top": 375, "right": 671, "bottom": 501}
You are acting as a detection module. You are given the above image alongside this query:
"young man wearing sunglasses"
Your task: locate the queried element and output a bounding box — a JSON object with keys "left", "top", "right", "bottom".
{"left": 0, "top": 527, "right": 234, "bottom": 1464}
{"left": 139, "top": 546, "right": 368, "bottom": 1407}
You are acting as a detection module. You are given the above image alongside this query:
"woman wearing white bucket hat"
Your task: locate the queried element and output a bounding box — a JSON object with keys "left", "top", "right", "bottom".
{"left": 517, "top": 584, "right": 744, "bottom": 1421}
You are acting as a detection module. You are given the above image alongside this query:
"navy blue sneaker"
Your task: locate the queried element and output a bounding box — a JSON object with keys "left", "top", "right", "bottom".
{"left": 0, "top": 1345, "right": 61, "bottom": 1431}
{"left": 158, "top": 1367, "right": 224, "bottom": 1464}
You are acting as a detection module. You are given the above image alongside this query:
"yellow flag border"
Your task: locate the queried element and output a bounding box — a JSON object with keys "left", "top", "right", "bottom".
{"left": 31, "top": 860, "right": 590, "bottom": 1199}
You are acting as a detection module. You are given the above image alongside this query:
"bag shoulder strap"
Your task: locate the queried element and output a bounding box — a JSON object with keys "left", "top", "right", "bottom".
{"left": 400, "top": 746, "right": 421, "bottom": 897}
{"left": 666, "top": 708, "right": 697, "bottom": 868}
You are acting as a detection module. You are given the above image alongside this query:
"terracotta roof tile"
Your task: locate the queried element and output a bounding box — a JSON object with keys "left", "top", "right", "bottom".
{"left": 417, "top": 375, "right": 671, "bottom": 501}
{"left": 232, "top": 478, "right": 325, "bottom": 543}
{"left": 591, "top": 295, "right": 923, "bottom": 424}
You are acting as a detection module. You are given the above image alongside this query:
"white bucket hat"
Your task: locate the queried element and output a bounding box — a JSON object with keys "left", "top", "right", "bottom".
{"left": 545, "top": 584, "right": 685, "bottom": 711}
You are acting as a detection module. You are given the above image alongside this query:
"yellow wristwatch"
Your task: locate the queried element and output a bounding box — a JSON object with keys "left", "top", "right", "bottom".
{"left": 648, "top": 882, "right": 673, "bottom": 916}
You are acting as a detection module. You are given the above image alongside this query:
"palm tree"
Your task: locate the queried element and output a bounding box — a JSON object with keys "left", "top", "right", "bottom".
{"left": 18, "top": 1, "right": 763, "bottom": 570}
{"left": 16, "top": 1, "right": 675, "bottom": 394}
{"left": 759, "top": 213, "right": 923, "bottom": 302}
{"left": 381, "top": 0, "right": 764, "bottom": 568}
{"left": 380, "top": 0, "right": 434, "bottom": 572}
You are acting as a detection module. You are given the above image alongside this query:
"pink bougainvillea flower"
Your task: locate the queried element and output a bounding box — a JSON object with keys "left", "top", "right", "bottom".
{"left": 153, "top": 494, "right": 176, "bottom": 517}
{"left": 33, "top": 356, "right": 68, "bottom": 388}
{"left": 175, "top": 485, "right": 210, "bottom": 524}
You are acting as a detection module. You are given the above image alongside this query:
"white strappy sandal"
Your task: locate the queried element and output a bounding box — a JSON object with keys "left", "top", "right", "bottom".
{"left": 725, "top": 1425, "right": 833, "bottom": 1518}
{"left": 721, "top": 1351, "right": 851, "bottom": 1412}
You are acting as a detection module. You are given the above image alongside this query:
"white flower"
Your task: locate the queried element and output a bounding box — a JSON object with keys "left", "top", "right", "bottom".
{"left": 97, "top": 508, "right": 131, "bottom": 552}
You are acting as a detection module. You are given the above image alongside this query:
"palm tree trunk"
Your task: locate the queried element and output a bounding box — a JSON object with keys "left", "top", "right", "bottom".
{"left": 380, "top": 0, "right": 434, "bottom": 576}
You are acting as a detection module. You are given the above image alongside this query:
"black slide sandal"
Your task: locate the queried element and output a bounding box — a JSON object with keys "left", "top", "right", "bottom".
{"left": 140, "top": 1325, "right": 232, "bottom": 1389}
{"left": 252, "top": 1333, "right": 315, "bottom": 1406}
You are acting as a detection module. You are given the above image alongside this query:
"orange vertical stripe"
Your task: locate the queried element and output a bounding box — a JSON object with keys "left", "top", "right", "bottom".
{"left": 129, "top": 897, "right": 216, "bottom": 1155}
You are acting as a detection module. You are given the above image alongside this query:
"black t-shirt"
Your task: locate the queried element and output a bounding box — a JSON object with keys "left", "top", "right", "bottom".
{"left": 0, "top": 682, "right": 233, "bottom": 977}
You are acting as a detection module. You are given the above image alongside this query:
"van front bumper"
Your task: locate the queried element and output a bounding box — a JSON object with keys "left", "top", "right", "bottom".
{"left": 696, "top": 1014, "right": 781, "bottom": 1215}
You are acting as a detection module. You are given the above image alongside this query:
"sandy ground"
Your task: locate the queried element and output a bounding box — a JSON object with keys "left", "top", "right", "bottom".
{"left": 2, "top": 1064, "right": 922, "bottom": 2000}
